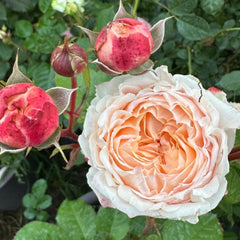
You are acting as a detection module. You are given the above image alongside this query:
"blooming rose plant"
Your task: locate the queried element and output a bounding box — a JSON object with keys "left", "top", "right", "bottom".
{"left": 79, "top": 66, "right": 240, "bottom": 223}
{"left": 2, "top": 0, "right": 240, "bottom": 239}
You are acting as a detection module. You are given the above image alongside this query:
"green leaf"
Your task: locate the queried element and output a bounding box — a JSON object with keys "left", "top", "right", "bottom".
{"left": 32, "top": 179, "right": 47, "bottom": 198}
{"left": 15, "top": 20, "right": 33, "bottom": 38}
{"left": 234, "top": 129, "right": 240, "bottom": 147}
{"left": 177, "top": 15, "right": 210, "bottom": 41}
{"left": 96, "top": 6, "right": 115, "bottom": 31}
{"left": 128, "top": 216, "right": 146, "bottom": 237}
{"left": 223, "top": 20, "right": 235, "bottom": 29}
{"left": 39, "top": 0, "right": 52, "bottom": 13}
{"left": 0, "top": 61, "right": 10, "bottom": 79}
{"left": 14, "top": 221, "right": 68, "bottom": 240}
{"left": 37, "top": 195, "right": 52, "bottom": 210}
{"left": 146, "top": 234, "right": 162, "bottom": 240}
{"left": 30, "top": 62, "right": 56, "bottom": 90}
{"left": 24, "top": 208, "right": 36, "bottom": 220}
{"left": 36, "top": 210, "right": 49, "bottom": 221}
{"left": 0, "top": 2, "right": 7, "bottom": 20}
{"left": 167, "top": 0, "right": 198, "bottom": 15}
{"left": 0, "top": 42, "right": 13, "bottom": 61}
{"left": 82, "top": 65, "right": 91, "bottom": 89}
{"left": 25, "top": 33, "right": 61, "bottom": 54}
{"left": 23, "top": 193, "right": 38, "bottom": 208}
{"left": 218, "top": 71, "right": 240, "bottom": 91}
{"left": 96, "top": 207, "right": 130, "bottom": 240}
{"left": 162, "top": 213, "right": 223, "bottom": 240}
{"left": 56, "top": 199, "right": 96, "bottom": 240}
{"left": 201, "top": 0, "right": 225, "bottom": 15}
{"left": 225, "top": 161, "right": 240, "bottom": 204}
{"left": 2, "top": 0, "right": 38, "bottom": 12}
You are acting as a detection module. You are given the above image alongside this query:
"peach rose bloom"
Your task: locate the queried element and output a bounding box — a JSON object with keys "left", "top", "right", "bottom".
{"left": 79, "top": 66, "right": 240, "bottom": 223}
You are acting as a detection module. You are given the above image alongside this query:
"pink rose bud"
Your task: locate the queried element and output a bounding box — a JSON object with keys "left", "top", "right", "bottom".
{"left": 95, "top": 18, "right": 153, "bottom": 72}
{"left": 51, "top": 38, "right": 87, "bottom": 77}
{"left": 208, "top": 87, "right": 222, "bottom": 94}
{"left": 0, "top": 83, "right": 59, "bottom": 149}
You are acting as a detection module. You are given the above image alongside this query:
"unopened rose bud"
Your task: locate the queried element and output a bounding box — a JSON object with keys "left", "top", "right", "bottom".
{"left": 95, "top": 18, "right": 153, "bottom": 72}
{"left": 208, "top": 87, "right": 227, "bottom": 102}
{"left": 0, "top": 83, "right": 59, "bottom": 149}
{"left": 51, "top": 38, "right": 87, "bottom": 77}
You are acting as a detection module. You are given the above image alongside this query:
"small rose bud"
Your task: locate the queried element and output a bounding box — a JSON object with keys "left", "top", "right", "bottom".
{"left": 208, "top": 87, "right": 222, "bottom": 94}
{"left": 0, "top": 83, "right": 59, "bottom": 149}
{"left": 95, "top": 18, "right": 153, "bottom": 72}
{"left": 51, "top": 38, "right": 87, "bottom": 77}
{"left": 208, "top": 86, "right": 227, "bottom": 102}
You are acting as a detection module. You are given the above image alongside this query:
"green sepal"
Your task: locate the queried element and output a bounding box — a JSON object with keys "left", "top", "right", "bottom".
{"left": 6, "top": 50, "right": 32, "bottom": 86}
{"left": 46, "top": 87, "right": 77, "bottom": 115}
{"left": 82, "top": 64, "right": 91, "bottom": 90}
{"left": 0, "top": 142, "right": 26, "bottom": 154}
{"left": 113, "top": 0, "right": 133, "bottom": 20}
{"left": 150, "top": 17, "right": 172, "bottom": 54}
{"left": 78, "top": 26, "right": 99, "bottom": 48}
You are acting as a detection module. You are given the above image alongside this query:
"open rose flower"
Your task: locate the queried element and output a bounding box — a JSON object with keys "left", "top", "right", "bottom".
{"left": 79, "top": 66, "right": 240, "bottom": 223}
{"left": 0, "top": 83, "right": 59, "bottom": 149}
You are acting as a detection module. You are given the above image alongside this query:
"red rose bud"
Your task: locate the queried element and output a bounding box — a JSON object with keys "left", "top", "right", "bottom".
{"left": 208, "top": 87, "right": 222, "bottom": 94}
{"left": 95, "top": 18, "right": 153, "bottom": 72}
{"left": 51, "top": 38, "right": 87, "bottom": 77}
{"left": 0, "top": 83, "right": 59, "bottom": 148}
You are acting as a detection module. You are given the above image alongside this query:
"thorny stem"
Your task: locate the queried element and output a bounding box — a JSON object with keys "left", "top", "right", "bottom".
{"left": 229, "top": 146, "right": 240, "bottom": 161}
{"left": 68, "top": 75, "right": 78, "bottom": 131}
{"left": 143, "top": 217, "right": 162, "bottom": 238}
{"left": 61, "top": 75, "right": 78, "bottom": 142}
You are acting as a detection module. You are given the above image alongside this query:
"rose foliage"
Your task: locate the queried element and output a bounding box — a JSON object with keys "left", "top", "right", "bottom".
{"left": 79, "top": 66, "right": 240, "bottom": 223}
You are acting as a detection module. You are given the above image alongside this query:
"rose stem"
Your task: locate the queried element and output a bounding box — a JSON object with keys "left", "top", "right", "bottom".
{"left": 228, "top": 146, "right": 240, "bottom": 161}
{"left": 142, "top": 217, "right": 161, "bottom": 237}
{"left": 151, "top": 218, "right": 162, "bottom": 238}
{"left": 143, "top": 217, "right": 152, "bottom": 235}
{"left": 132, "top": 0, "right": 140, "bottom": 18}
{"left": 62, "top": 75, "right": 78, "bottom": 141}
{"left": 229, "top": 150, "right": 240, "bottom": 161}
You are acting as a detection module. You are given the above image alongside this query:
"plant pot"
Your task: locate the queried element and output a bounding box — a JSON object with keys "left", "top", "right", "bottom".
{"left": 0, "top": 167, "right": 29, "bottom": 211}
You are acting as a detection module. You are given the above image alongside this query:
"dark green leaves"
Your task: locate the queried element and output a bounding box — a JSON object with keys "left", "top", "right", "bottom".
{"left": 176, "top": 15, "right": 210, "bottom": 41}
{"left": 0, "top": 2, "right": 7, "bottom": 20}
{"left": 218, "top": 71, "right": 240, "bottom": 91}
{"left": 39, "top": 0, "right": 52, "bottom": 13}
{"left": 168, "top": 0, "right": 198, "bottom": 15}
{"left": 96, "top": 6, "right": 115, "bottom": 31}
{"left": 15, "top": 20, "right": 33, "bottom": 38}
{"left": 167, "top": 0, "right": 211, "bottom": 41}
{"left": 225, "top": 162, "right": 240, "bottom": 204}
{"left": 201, "top": 0, "right": 225, "bottom": 15}
{"left": 2, "top": 0, "right": 38, "bottom": 12}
